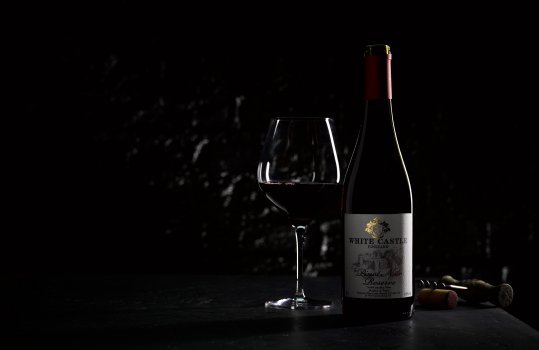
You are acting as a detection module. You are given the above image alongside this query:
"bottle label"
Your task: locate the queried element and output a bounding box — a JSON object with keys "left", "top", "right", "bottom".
{"left": 344, "top": 213, "right": 412, "bottom": 299}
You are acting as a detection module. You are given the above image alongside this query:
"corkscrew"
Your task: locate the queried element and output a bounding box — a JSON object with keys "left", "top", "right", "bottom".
{"left": 416, "top": 275, "right": 513, "bottom": 308}
{"left": 417, "top": 279, "right": 468, "bottom": 290}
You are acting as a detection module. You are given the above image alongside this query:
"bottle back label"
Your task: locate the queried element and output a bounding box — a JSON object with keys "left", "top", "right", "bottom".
{"left": 344, "top": 213, "right": 412, "bottom": 299}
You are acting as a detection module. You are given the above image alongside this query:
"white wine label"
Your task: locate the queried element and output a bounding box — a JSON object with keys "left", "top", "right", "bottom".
{"left": 344, "top": 213, "right": 412, "bottom": 299}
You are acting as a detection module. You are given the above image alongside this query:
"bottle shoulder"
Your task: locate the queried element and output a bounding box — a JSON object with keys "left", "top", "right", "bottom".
{"left": 342, "top": 101, "right": 412, "bottom": 213}
{"left": 343, "top": 143, "right": 412, "bottom": 213}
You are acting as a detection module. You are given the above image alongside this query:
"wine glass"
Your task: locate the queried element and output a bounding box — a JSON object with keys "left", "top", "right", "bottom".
{"left": 257, "top": 117, "right": 342, "bottom": 309}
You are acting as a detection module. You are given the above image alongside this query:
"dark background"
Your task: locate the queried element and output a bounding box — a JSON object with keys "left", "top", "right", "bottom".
{"left": 10, "top": 3, "right": 538, "bottom": 329}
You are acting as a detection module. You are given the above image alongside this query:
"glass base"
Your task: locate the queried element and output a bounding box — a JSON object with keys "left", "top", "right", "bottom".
{"left": 265, "top": 297, "right": 333, "bottom": 310}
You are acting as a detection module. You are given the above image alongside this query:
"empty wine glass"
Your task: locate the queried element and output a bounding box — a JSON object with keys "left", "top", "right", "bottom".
{"left": 257, "top": 117, "right": 342, "bottom": 309}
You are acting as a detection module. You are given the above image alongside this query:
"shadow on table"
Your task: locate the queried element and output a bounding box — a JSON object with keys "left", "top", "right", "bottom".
{"left": 414, "top": 300, "right": 500, "bottom": 311}
{"left": 17, "top": 312, "right": 408, "bottom": 348}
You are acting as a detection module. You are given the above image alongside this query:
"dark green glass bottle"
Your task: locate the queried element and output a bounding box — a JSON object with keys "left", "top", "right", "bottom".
{"left": 342, "top": 44, "right": 414, "bottom": 321}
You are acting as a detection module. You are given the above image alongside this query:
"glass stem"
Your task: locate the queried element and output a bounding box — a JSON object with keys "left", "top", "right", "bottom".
{"left": 294, "top": 225, "right": 307, "bottom": 300}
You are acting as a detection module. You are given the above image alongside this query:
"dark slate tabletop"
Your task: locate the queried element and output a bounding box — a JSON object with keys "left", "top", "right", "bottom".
{"left": 11, "top": 274, "right": 539, "bottom": 349}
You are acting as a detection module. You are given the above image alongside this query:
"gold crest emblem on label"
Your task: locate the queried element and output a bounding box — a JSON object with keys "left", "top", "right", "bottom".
{"left": 365, "top": 217, "right": 390, "bottom": 239}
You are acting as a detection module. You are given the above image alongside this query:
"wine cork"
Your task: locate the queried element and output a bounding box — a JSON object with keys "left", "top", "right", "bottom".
{"left": 440, "top": 275, "right": 514, "bottom": 308}
{"left": 417, "top": 288, "right": 458, "bottom": 309}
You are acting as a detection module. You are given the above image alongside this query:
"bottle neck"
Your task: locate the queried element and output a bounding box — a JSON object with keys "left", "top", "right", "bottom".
{"left": 364, "top": 54, "right": 392, "bottom": 100}
{"left": 363, "top": 52, "right": 394, "bottom": 132}
{"left": 362, "top": 99, "right": 395, "bottom": 137}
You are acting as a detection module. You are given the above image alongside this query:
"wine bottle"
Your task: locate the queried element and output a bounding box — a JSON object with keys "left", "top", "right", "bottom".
{"left": 342, "top": 44, "right": 414, "bottom": 321}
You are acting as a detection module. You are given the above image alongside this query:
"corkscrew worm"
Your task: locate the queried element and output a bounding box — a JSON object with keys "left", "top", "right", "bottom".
{"left": 416, "top": 279, "right": 468, "bottom": 290}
